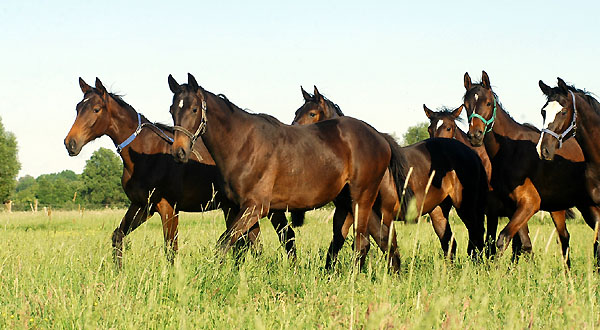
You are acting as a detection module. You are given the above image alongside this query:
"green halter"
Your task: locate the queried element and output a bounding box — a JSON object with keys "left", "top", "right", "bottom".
{"left": 468, "top": 97, "right": 497, "bottom": 133}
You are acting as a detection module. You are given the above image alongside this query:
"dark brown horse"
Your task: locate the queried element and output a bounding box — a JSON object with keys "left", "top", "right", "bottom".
{"left": 464, "top": 71, "right": 600, "bottom": 267}
{"left": 168, "top": 73, "right": 405, "bottom": 271}
{"left": 424, "top": 104, "right": 579, "bottom": 259}
{"left": 538, "top": 78, "right": 600, "bottom": 267}
{"left": 64, "top": 78, "right": 296, "bottom": 266}
{"left": 293, "top": 86, "right": 488, "bottom": 259}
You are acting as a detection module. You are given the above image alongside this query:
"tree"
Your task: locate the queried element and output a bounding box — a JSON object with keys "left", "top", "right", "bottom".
{"left": 36, "top": 170, "right": 83, "bottom": 208}
{"left": 0, "top": 117, "right": 20, "bottom": 203}
{"left": 80, "top": 148, "right": 128, "bottom": 208}
{"left": 13, "top": 175, "right": 38, "bottom": 211}
{"left": 402, "top": 122, "right": 429, "bottom": 146}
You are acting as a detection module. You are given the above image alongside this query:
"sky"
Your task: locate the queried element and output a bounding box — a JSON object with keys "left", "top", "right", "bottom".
{"left": 1, "top": 0, "right": 599, "bottom": 178}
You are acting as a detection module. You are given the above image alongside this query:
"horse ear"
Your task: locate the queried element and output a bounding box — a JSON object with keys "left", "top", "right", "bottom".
{"left": 95, "top": 78, "right": 108, "bottom": 97}
{"left": 452, "top": 105, "right": 464, "bottom": 119}
{"left": 301, "top": 86, "right": 311, "bottom": 101}
{"left": 464, "top": 72, "right": 472, "bottom": 90}
{"left": 481, "top": 71, "right": 491, "bottom": 89}
{"left": 423, "top": 104, "right": 435, "bottom": 119}
{"left": 168, "top": 74, "right": 180, "bottom": 94}
{"left": 539, "top": 80, "right": 551, "bottom": 95}
{"left": 313, "top": 85, "right": 322, "bottom": 100}
{"left": 188, "top": 73, "right": 200, "bottom": 92}
{"left": 557, "top": 77, "right": 569, "bottom": 94}
{"left": 79, "top": 77, "right": 92, "bottom": 94}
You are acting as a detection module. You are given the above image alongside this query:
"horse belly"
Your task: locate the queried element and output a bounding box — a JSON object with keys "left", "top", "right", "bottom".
{"left": 269, "top": 173, "right": 347, "bottom": 210}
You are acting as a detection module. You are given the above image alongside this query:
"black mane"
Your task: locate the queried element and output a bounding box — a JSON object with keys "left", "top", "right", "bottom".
{"left": 430, "top": 106, "right": 465, "bottom": 123}
{"left": 304, "top": 92, "right": 344, "bottom": 117}
{"left": 216, "top": 94, "right": 283, "bottom": 126}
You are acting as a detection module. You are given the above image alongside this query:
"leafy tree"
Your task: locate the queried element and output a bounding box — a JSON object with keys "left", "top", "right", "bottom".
{"left": 402, "top": 122, "right": 429, "bottom": 146}
{"left": 80, "top": 148, "right": 127, "bottom": 208}
{"left": 0, "top": 117, "right": 20, "bottom": 203}
{"left": 13, "top": 175, "right": 38, "bottom": 210}
{"left": 36, "top": 170, "right": 83, "bottom": 208}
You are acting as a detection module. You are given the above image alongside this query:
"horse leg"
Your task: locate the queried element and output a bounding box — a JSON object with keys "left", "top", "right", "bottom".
{"left": 269, "top": 211, "right": 297, "bottom": 259}
{"left": 112, "top": 203, "right": 150, "bottom": 268}
{"left": 156, "top": 199, "right": 178, "bottom": 264}
{"left": 217, "top": 204, "right": 261, "bottom": 257}
{"left": 549, "top": 210, "right": 570, "bottom": 268}
{"left": 429, "top": 200, "right": 455, "bottom": 259}
{"left": 325, "top": 207, "right": 353, "bottom": 270}
{"left": 485, "top": 192, "right": 502, "bottom": 257}
{"left": 578, "top": 205, "right": 600, "bottom": 270}
{"left": 496, "top": 181, "right": 540, "bottom": 253}
{"left": 367, "top": 209, "right": 401, "bottom": 271}
{"left": 456, "top": 207, "right": 485, "bottom": 261}
{"left": 510, "top": 224, "right": 533, "bottom": 263}
{"left": 220, "top": 202, "right": 267, "bottom": 259}
{"left": 350, "top": 185, "right": 380, "bottom": 271}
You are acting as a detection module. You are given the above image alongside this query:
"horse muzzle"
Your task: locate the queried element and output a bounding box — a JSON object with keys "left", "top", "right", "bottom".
{"left": 64, "top": 137, "right": 81, "bottom": 156}
{"left": 467, "top": 130, "right": 484, "bottom": 147}
{"left": 173, "top": 145, "right": 189, "bottom": 163}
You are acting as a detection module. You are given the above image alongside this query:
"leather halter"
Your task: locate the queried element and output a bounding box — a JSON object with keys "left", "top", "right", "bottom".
{"left": 172, "top": 99, "right": 207, "bottom": 147}
{"left": 541, "top": 91, "right": 577, "bottom": 149}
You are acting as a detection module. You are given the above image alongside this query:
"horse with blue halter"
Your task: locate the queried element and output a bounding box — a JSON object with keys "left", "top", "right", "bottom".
{"left": 168, "top": 73, "right": 407, "bottom": 271}
{"left": 464, "top": 71, "right": 600, "bottom": 267}
{"left": 293, "top": 86, "right": 488, "bottom": 259}
{"left": 64, "top": 77, "right": 296, "bottom": 267}
{"left": 537, "top": 78, "right": 600, "bottom": 268}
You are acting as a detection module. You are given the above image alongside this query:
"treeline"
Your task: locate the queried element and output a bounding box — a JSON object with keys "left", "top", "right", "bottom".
{"left": 12, "top": 148, "right": 128, "bottom": 211}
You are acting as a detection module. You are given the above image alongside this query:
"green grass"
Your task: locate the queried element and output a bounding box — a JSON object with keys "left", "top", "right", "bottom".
{"left": 0, "top": 209, "right": 599, "bottom": 329}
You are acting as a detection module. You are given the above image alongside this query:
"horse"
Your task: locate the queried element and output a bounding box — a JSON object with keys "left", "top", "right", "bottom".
{"left": 463, "top": 70, "right": 600, "bottom": 267}
{"left": 293, "top": 86, "right": 488, "bottom": 259}
{"left": 537, "top": 78, "right": 600, "bottom": 267}
{"left": 64, "top": 77, "right": 297, "bottom": 267}
{"left": 423, "top": 104, "right": 581, "bottom": 258}
{"left": 168, "top": 73, "right": 408, "bottom": 271}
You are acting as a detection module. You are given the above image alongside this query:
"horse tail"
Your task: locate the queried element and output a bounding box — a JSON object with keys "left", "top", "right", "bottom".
{"left": 291, "top": 211, "right": 305, "bottom": 227}
{"left": 381, "top": 133, "right": 414, "bottom": 218}
{"left": 565, "top": 208, "right": 576, "bottom": 220}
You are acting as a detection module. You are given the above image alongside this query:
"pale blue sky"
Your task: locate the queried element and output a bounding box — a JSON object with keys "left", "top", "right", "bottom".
{"left": 1, "top": 1, "right": 599, "bottom": 177}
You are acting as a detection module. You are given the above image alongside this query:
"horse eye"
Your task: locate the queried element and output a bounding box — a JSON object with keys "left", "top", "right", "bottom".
{"left": 192, "top": 108, "right": 198, "bottom": 113}
{"left": 93, "top": 108, "right": 100, "bottom": 113}
{"left": 486, "top": 102, "right": 491, "bottom": 107}
{"left": 309, "top": 113, "right": 316, "bottom": 118}
{"left": 446, "top": 127, "right": 451, "bottom": 131}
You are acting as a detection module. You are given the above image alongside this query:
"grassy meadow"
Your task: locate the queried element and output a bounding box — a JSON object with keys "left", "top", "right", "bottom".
{"left": 0, "top": 208, "right": 599, "bottom": 329}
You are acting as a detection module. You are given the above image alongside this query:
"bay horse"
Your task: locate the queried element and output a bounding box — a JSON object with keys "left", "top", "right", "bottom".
{"left": 423, "top": 105, "right": 574, "bottom": 259}
{"left": 293, "top": 86, "right": 488, "bottom": 259}
{"left": 168, "top": 73, "right": 407, "bottom": 271}
{"left": 64, "top": 78, "right": 296, "bottom": 266}
{"left": 537, "top": 78, "right": 600, "bottom": 267}
{"left": 463, "top": 70, "right": 600, "bottom": 267}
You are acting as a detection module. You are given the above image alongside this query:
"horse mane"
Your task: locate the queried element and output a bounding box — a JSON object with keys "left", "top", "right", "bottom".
{"left": 216, "top": 93, "right": 283, "bottom": 126}
{"left": 108, "top": 92, "right": 137, "bottom": 113}
{"left": 430, "top": 106, "right": 465, "bottom": 123}
{"left": 564, "top": 84, "right": 600, "bottom": 115}
{"left": 153, "top": 122, "right": 175, "bottom": 133}
{"left": 305, "top": 92, "right": 344, "bottom": 116}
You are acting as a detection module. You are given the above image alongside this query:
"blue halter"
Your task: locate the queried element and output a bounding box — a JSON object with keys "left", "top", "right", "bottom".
{"left": 115, "top": 112, "right": 174, "bottom": 153}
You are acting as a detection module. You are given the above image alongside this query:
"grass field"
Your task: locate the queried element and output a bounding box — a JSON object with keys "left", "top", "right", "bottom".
{"left": 0, "top": 209, "right": 599, "bottom": 329}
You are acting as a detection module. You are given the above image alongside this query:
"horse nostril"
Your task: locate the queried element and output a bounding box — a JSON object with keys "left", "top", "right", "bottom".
{"left": 177, "top": 148, "right": 186, "bottom": 161}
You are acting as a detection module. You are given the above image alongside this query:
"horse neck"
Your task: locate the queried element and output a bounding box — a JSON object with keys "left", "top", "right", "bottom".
{"left": 200, "top": 93, "right": 252, "bottom": 167}
{"left": 575, "top": 96, "right": 600, "bottom": 164}
{"left": 105, "top": 97, "right": 145, "bottom": 170}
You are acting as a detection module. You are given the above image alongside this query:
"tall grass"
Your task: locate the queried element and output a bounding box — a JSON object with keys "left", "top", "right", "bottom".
{"left": 0, "top": 209, "right": 598, "bottom": 328}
